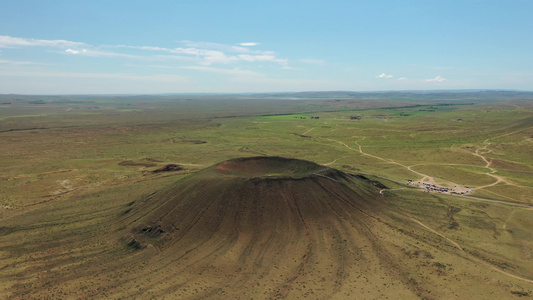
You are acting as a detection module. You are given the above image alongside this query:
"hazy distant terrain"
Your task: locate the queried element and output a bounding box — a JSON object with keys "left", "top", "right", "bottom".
{"left": 0, "top": 91, "right": 532, "bottom": 299}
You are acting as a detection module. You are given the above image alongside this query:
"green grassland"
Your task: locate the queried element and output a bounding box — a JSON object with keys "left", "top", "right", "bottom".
{"left": 1, "top": 95, "right": 531, "bottom": 210}
{"left": 0, "top": 92, "right": 532, "bottom": 298}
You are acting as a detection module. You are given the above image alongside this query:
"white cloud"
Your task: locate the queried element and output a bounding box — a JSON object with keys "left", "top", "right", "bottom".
{"left": 65, "top": 49, "right": 84, "bottom": 54}
{"left": 197, "top": 50, "right": 236, "bottom": 65}
{"left": 397, "top": 77, "right": 407, "bottom": 81}
{"left": 181, "top": 41, "right": 252, "bottom": 54}
{"left": 0, "top": 35, "right": 85, "bottom": 48}
{"left": 171, "top": 47, "right": 222, "bottom": 56}
{"left": 425, "top": 75, "right": 447, "bottom": 83}
{"left": 165, "top": 47, "right": 287, "bottom": 65}
{"left": 2, "top": 35, "right": 288, "bottom": 69}
{"left": 237, "top": 54, "right": 287, "bottom": 65}
{"left": 109, "top": 45, "right": 173, "bottom": 53}
{"left": 64, "top": 48, "right": 142, "bottom": 59}
{"left": 376, "top": 73, "right": 394, "bottom": 79}
{"left": 111, "top": 43, "right": 288, "bottom": 65}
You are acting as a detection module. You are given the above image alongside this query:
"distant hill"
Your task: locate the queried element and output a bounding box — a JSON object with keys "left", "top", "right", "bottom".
{"left": 2, "top": 90, "right": 533, "bottom": 103}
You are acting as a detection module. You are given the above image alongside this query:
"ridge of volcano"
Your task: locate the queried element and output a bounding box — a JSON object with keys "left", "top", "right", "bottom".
{"left": 215, "top": 156, "right": 330, "bottom": 178}
{"left": 122, "top": 156, "right": 383, "bottom": 248}
{"left": 113, "top": 156, "right": 422, "bottom": 298}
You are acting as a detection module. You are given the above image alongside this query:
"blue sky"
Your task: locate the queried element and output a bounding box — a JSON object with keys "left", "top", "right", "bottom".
{"left": 1, "top": 0, "right": 532, "bottom": 94}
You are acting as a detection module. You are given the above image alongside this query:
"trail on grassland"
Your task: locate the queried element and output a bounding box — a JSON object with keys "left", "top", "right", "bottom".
{"left": 318, "top": 134, "right": 530, "bottom": 203}
{"left": 302, "top": 127, "right": 315, "bottom": 136}
{"left": 465, "top": 127, "right": 533, "bottom": 193}
{"left": 407, "top": 214, "right": 533, "bottom": 284}
{"left": 318, "top": 136, "right": 441, "bottom": 186}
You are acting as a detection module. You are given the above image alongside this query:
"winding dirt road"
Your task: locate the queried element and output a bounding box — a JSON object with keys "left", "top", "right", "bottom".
{"left": 318, "top": 133, "right": 531, "bottom": 204}
{"left": 318, "top": 136, "right": 444, "bottom": 187}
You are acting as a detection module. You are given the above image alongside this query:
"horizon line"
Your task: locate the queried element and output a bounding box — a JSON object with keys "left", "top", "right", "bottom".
{"left": 1, "top": 89, "right": 532, "bottom": 97}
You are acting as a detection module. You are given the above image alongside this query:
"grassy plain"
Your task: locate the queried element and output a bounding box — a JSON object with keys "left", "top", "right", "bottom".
{"left": 0, "top": 92, "right": 532, "bottom": 299}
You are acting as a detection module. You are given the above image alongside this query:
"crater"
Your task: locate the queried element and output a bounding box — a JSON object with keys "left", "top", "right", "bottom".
{"left": 215, "top": 156, "right": 327, "bottom": 178}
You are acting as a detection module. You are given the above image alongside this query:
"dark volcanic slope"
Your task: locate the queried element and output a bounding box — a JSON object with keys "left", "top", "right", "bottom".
{"left": 124, "top": 157, "right": 382, "bottom": 250}
{"left": 118, "top": 157, "right": 419, "bottom": 298}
